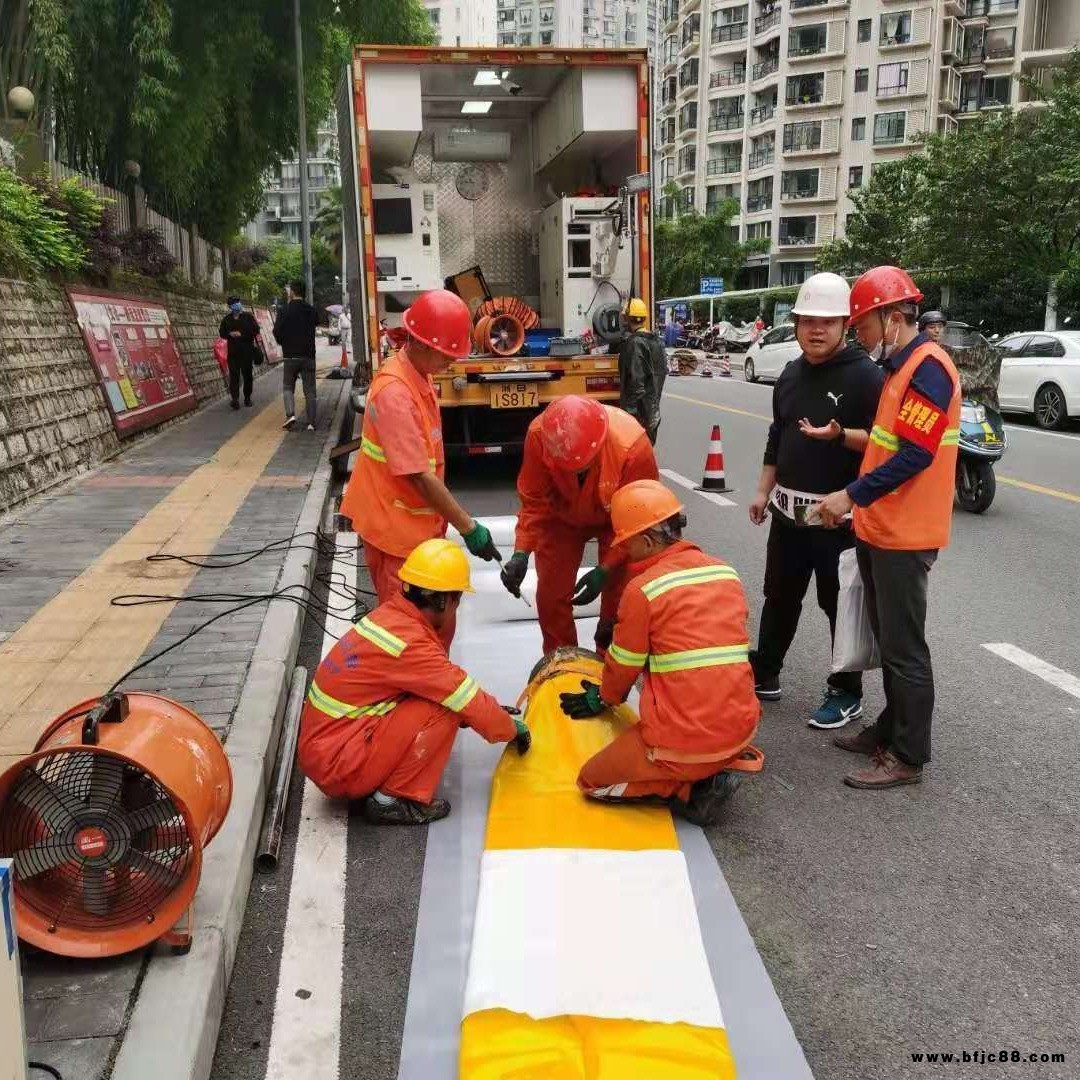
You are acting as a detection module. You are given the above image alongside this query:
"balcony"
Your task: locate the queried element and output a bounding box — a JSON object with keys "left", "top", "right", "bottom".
{"left": 786, "top": 85, "right": 825, "bottom": 107}
{"left": 783, "top": 126, "right": 822, "bottom": 153}
{"left": 781, "top": 179, "right": 820, "bottom": 201}
{"left": 965, "top": 0, "right": 1018, "bottom": 15}
{"left": 778, "top": 222, "right": 818, "bottom": 247}
{"left": 752, "top": 56, "right": 780, "bottom": 80}
{"left": 680, "top": 32, "right": 702, "bottom": 57}
{"left": 749, "top": 103, "right": 777, "bottom": 124}
{"left": 985, "top": 43, "right": 1016, "bottom": 63}
{"left": 711, "top": 66, "right": 748, "bottom": 89}
{"left": 679, "top": 115, "right": 700, "bottom": 136}
{"left": 708, "top": 113, "right": 745, "bottom": 133}
{"left": 755, "top": 8, "right": 782, "bottom": 35}
{"left": 790, "top": 0, "right": 847, "bottom": 10}
{"left": 677, "top": 158, "right": 698, "bottom": 179}
{"left": 707, "top": 157, "right": 743, "bottom": 176}
{"left": 746, "top": 194, "right": 773, "bottom": 212}
{"left": 663, "top": 2, "right": 680, "bottom": 30}
{"left": 748, "top": 147, "right": 776, "bottom": 169}
{"left": 711, "top": 22, "right": 749, "bottom": 47}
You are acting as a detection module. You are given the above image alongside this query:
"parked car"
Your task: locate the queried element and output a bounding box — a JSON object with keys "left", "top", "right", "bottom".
{"left": 996, "top": 331, "right": 1080, "bottom": 430}
{"left": 743, "top": 323, "right": 799, "bottom": 383}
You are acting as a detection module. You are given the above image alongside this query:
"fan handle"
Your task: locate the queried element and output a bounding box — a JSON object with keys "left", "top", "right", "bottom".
{"left": 82, "top": 693, "right": 129, "bottom": 746}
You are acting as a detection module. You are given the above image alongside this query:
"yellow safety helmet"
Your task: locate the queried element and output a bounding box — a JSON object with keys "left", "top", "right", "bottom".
{"left": 625, "top": 297, "right": 648, "bottom": 320}
{"left": 398, "top": 538, "right": 475, "bottom": 593}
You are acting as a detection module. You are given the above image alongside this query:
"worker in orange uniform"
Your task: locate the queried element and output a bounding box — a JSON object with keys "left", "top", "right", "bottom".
{"left": 339, "top": 290, "right": 502, "bottom": 646}
{"left": 560, "top": 480, "right": 763, "bottom": 825}
{"left": 499, "top": 395, "right": 659, "bottom": 654}
{"left": 814, "top": 266, "right": 961, "bottom": 790}
{"left": 298, "top": 539, "right": 529, "bottom": 825}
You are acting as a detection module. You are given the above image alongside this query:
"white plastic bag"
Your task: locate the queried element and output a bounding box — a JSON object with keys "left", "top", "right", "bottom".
{"left": 831, "top": 548, "right": 880, "bottom": 673}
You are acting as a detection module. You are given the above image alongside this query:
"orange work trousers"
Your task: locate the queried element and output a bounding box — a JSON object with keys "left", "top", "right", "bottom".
{"left": 535, "top": 524, "right": 624, "bottom": 655}
{"left": 302, "top": 697, "right": 461, "bottom": 804}
{"left": 365, "top": 543, "right": 456, "bottom": 651}
{"left": 577, "top": 725, "right": 727, "bottom": 803}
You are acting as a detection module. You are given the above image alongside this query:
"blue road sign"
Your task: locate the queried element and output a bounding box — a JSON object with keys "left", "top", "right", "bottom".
{"left": 700, "top": 277, "right": 724, "bottom": 296}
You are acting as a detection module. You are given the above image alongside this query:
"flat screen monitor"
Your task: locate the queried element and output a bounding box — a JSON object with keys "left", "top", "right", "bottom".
{"left": 373, "top": 197, "right": 413, "bottom": 236}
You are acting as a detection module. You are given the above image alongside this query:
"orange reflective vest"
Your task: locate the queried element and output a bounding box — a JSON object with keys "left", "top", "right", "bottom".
{"left": 600, "top": 541, "right": 760, "bottom": 759}
{"left": 854, "top": 342, "right": 961, "bottom": 551}
{"left": 340, "top": 352, "right": 446, "bottom": 557}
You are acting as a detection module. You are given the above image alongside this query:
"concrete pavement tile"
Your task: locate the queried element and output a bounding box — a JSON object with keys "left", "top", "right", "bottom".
{"left": 21, "top": 996, "right": 56, "bottom": 1042}
{"left": 25, "top": 1037, "right": 114, "bottom": 1080}
{"left": 39, "top": 989, "right": 131, "bottom": 1040}
{"left": 23, "top": 950, "right": 144, "bottom": 1000}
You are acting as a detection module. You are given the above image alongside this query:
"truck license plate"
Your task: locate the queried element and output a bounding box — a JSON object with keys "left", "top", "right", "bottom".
{"left": 490, "top": 383, "right": 539, "bottom": 409}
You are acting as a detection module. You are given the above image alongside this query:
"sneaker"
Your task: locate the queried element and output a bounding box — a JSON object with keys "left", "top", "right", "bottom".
{"left": 672, "top": 772, "right": 742, "bottom": 827}
{"left": 305, "top": 423, "right": 316, "bottom": 431}
{"left": 230, "top": 400, "right": 240, "bottom": 411}
{"left": 282, "top": 415, "right": 296, "bottom": 430}
{"left": 808, "top": 688, "right": 863, "bottom": 730}
{"left": 833, "top": 724, "right": 885, "bottom": 756}
{"left": 749, "top": 649, "right": 781, "bottom": 701}
{"left": 362, "top": 795, "right": 451, "bottom": 826}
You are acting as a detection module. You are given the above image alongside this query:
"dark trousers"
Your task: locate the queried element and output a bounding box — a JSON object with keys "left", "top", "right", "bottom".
{"left": 227, "top": 354, "right": 253, "bottom": 404}
{"left": 283, "top": 356, "right": 317, "bottom": 425}
{"left": 856, "top": 541, "right": 937, "bottom": 766}
{"left": 755, "top": 517, "right": 862, "bottom": 695}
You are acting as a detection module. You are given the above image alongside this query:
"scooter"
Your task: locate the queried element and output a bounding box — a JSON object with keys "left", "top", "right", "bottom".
{"left": 955, "top": 399, "right": 1007, "bottom": 514}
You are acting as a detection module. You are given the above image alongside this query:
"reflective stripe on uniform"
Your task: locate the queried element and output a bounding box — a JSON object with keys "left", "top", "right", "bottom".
{"left": 648, "top": 643, "right": 750, "bottom": 673}
{"left": 940, "top": 427, "right": 960, "bottom": 446}
{"left": 353, "top": 616, "right": 408, "bottom": 657}
{"left": 361, "top": 436, "right": 387, "bottom": 463}
{"left": 306, "top": 679, "right": 399, "bottom": 720}
{"left": 641, "top": 565, "right": 740, "bottom": 601}
{"left": 442, "top": 675, "right": 480, "bottom": 712}
{"left": 391, "top": 499, "right": 438, "bottom": 516}
{"left": 609, "top": 642, "right": 647, "bottom": 668}
{"left": 869, "top": 425, "right": 900, "bottom": 452}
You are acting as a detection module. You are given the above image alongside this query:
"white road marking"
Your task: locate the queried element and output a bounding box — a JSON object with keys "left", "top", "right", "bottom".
{"left": 1003, "top": 423, "right": 1080, "bottom": 443}
{"left": 265, "top": 535, "right": 358, "bottom": 1080}
{"left": 982, "top": 643, "right": 1080, "bottom": 702}
{"left": 660, "top": 467, "right": 737, "bottom": 507}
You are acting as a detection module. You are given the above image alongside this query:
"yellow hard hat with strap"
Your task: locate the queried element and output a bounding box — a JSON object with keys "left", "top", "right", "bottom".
{"left": 398, "top": 538, "right": 475, "bottom": 593}
{"left": 625, "top": 298, "right": 648, "bottom": 320}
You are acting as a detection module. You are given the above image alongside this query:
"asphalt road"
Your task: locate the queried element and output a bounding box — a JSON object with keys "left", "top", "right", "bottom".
{"left": 214, "top": 370, "right": 1080, "bottom": 1080}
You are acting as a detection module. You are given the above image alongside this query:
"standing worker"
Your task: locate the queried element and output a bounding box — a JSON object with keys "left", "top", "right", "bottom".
{"left": 298, "top": 540, "right": 528, "bottom": 825}
{"left": 273, "top": 280, "right": 318, "bottom": 431}
{"left": 560, "top": 480, "right": 762, "bottom": 825}
{"left": 499, "top": 396, "right": 658, "bottom": 654}
{"left": 339, "top": 289, "right": 502, "bottom": 642}
{"left": 815, "top": 266, "right": 961, "bottom": 790}
{"left": 219, "top": 296, "right": 262, "bottom": 410}
{"left": 747, "top": 273, "right": 885, "bottom": 728}
{"left": 618, "top": 298, "right": 667, "bottom": 443}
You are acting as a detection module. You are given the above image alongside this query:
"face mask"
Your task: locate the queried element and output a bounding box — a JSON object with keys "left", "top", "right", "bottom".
{"left": 870, "top": 315, "right": 901, "bottom": 361}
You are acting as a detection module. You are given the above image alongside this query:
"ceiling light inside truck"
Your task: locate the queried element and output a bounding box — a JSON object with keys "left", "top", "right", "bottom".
{"left": 461, "top": 100, "right": 493, "bottom": 115}
{"left": 474, "top": 71, "right": 500, "bottom": 86}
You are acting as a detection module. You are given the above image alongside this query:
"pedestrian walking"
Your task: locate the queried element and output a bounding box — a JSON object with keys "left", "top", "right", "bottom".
{"left": 815, "top": 266, "right": 961, "bottom": 789}
{"left": 618, "top": 298, "right": 667, "bottom": 443}
{"left": 273, "top": 280, "right": 318, "bottom": 431}
{"left": 218, "top": 296, "right": 262, "bottom": 410}
{"left": 747, "top": 273, "right": 885, "bottom": 728}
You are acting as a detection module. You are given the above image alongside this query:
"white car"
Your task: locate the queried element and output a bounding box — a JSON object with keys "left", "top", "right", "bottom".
{"left": 742, "top": 324, "right": 800, "bottom": 383}
{"left": 997, "top": 331, "right": 1080, "bottom": 430}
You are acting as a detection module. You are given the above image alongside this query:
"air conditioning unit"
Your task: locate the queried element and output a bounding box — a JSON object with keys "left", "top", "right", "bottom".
{"left": 433, "top": 127, "right": 512, "bottom": 162}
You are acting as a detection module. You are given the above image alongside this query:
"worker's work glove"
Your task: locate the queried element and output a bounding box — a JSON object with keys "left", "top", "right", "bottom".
{"left": 500, "top": 551, "right": 530, "bottom": 597}
{"left": 559, "top": 680, "right": 605, "bottom": 720}
{"left": 463, "top": 521, "right": 501, "bottom": 562}
{"left": 571, "top": 566, "right": 610, "bottom": 607}
{"left": 512, "top": 714, "right": 532, "bottom": 755}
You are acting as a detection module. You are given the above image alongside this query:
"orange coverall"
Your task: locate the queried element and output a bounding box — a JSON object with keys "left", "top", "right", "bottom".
{"left": 514, "top": 408, "right": 658, "bottom": 653}
{"left": 578, "top": 541, "right": 761, "bottom": 802}
{"left": 298, "top": 593, "right": 517, "bottom": 803}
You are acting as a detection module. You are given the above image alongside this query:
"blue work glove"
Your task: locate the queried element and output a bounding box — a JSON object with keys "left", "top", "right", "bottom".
{"left": 559, "top": 680, "right": 605, "bottom": 720}
{"left": 500, "top": 551, "right": 530, "bottom": 597}
{"left": 463, "top": 521, "right": 501, "bottom": 562}
{"left": 572, "top": 565, "right": 610, "bottom": 606}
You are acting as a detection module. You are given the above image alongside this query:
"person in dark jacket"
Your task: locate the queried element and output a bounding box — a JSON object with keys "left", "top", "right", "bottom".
{"left": 618, "top": 298, "right": 667, "bottom": 443}
{"left": 219, "top": 297, "right": 262, "bottom": 410}
{"left": 273, "top": 280, "right": 318, "bottom": 430}
{"left": 747, "top": 272, "right": 885, "bottom": 729}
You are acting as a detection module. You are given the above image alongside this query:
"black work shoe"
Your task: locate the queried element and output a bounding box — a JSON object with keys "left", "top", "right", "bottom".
{"left": 244, "top": 397, "right": 253, "bottom": 407}
{"left": 833, "top": 724, "right": 885, "bottom": 756}
{"left": 230, "top": 399, "right": 240, "bottom": 410}
{"left": 749, "top": 649, "right": 781, "bottom": 701}
{"left": 672, "top": 772, "right": 742, "bottom": 827}
{"left": 362, "top": 795, "right": 451, "bottom": 826}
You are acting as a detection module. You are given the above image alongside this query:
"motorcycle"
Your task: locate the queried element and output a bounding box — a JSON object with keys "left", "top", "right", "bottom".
{"left": 955, "top": 399, "right": 1007, "bottom": 514}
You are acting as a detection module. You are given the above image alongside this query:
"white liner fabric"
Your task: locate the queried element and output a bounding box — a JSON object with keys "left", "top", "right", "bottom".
{"left": 463, "top": 847, "right": 725, "bottom": 1030}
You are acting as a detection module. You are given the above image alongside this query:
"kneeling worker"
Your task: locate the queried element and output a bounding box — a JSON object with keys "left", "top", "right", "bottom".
{"left": 560, "top": 481, "right": 762, "bottom": 823}
{"left": 298, "top": 539, "right": 529, "bottom": 825}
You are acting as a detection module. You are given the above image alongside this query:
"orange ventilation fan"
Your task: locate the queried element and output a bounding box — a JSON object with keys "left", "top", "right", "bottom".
{"left": 475, "top": 296, "right": 539, "bottom": 331}
{"left": 473, "top": 313, "right": 525, "bottom": 357}
{"left": 0, "top": 692, "right": 232, "bottom": 958}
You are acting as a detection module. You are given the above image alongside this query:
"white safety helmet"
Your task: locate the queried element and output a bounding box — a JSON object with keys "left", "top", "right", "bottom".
{"left": 791, "top": 272, "right": 851, "bottom": 319}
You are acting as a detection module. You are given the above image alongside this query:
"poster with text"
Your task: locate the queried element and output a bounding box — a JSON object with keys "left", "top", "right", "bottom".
{"left": 69, "top": 290, "right": 196, "bottom": 436}
{"left": 254, "top": 308, "right": 283, "bottom": 364}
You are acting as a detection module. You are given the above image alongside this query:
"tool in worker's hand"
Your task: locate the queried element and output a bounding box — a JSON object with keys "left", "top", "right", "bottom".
{"left": 463, "top": 521, "right": 502, "bottom": 562}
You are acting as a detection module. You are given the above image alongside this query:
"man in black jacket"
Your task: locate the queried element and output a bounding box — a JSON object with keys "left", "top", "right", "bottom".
{"left": 273, "top": 280, "right": 318, "bottom": 431}
{"left": 219, "top": 297, "right": 262, "bottom": 410}
{"left": 618, "top": 298, "right": 667, "bottom": 443}
{"left": 748, "top": 273, "right": 885, "bottom": 729}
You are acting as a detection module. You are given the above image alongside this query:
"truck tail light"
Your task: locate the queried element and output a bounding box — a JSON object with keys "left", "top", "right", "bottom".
{"left": 586, "top": 375, "right": 619, "bottom": 392}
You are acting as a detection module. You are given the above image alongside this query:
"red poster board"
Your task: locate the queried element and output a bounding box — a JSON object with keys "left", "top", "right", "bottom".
{"left": 69, "top": 290, "right": 196, "bottom": 437}
{"left": 255, "top": 308, "right": 283, "bottom": 364}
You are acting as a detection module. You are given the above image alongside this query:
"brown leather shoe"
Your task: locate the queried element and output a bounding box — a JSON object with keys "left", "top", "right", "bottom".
{"left": 833, "top": 724, "right": 885, "bottom": 756}
{"left": 844, "top": 750, "right": 922, "bottom": 789}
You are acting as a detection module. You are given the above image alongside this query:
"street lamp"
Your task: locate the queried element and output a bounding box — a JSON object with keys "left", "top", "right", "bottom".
{"left": 293, "top": 0, "right": 315, "bottom": 305}
{"left": 7, "top": 87, "right": 35, "bottom": 117}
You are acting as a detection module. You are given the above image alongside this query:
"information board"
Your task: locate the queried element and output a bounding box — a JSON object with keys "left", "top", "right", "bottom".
{"left": 255, "top": 307, "right": 283, "bottom": 364}
{"left": 70, "top": 290, "right": 196, "bottom": 436}
{"left": 700, "top": 277, "right": 724, "bottom": 296}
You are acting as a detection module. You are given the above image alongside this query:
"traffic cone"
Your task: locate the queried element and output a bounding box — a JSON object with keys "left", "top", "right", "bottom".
{"left": 696, "top": 424, "right": 734, "bottom": 493}
{"left": 339, "top": 343, "right": 349, "bottom": 369}
{"left": 720, "top": 353, "right": 732, "bottom": 378}
{"left": 700, "top": 355, "right": 714, "bottom": 378}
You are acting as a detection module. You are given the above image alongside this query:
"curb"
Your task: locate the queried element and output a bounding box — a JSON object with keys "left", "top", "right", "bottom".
{"left": 110, "top": 378, "right": 350, "bottom": 1080}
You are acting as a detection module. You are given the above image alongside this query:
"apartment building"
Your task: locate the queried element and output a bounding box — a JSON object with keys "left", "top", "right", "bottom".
{"left": 425, "top": 0, "right": 497, "bottom": 46}
{"left": 655, "top": 0, "right": 1078, "bottom": 289}
{"left": 494, "top": 0, "right": 660, "bottom": 49}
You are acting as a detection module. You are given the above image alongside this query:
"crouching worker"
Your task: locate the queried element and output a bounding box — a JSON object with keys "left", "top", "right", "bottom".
{"left": 560, "top": 480, "right": 763, "bottom": 824}
{"left": 298, "top": 539, "right": 529, "bottom": 825}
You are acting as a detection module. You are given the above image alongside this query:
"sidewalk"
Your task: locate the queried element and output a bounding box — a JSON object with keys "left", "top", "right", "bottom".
{"left": 0, "top": 354, "right": 347, "bottom": 1079}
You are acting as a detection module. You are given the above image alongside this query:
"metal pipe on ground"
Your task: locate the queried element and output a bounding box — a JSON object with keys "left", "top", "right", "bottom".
{"left": 255, "top": 665, "right": 309, "bottom": 872}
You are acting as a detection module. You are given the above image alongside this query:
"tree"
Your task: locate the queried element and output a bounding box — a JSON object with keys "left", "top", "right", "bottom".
{"left": 313, "top": 184, "right": 343, "bottom": 258}
{"left": 227, "top": 236, "right": 338, "bottom": 312}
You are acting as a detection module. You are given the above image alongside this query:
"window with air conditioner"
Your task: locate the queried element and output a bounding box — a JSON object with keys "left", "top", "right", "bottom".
{"left": 877, "top": 62, "right": 909, "bottom": 98}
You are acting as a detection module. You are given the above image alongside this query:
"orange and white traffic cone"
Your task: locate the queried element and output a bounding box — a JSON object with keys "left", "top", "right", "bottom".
{"left": 696, "top": 424, "right": 734, "bottom": 493}
{"left": 700, "top": 355, "right": 714, "bottom": 378}
{"left": 339, "top": 343, "right": 349, "bottom": 369}
{"left": 720, "top": 352, "right": 732, "bottom": 378}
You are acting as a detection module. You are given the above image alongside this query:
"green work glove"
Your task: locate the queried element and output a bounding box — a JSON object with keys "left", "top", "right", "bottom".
{"left": 463, "top": 521, "right": 501, "bottom": 562}
{"left": 500, "top": 551, "right": 530, "bottom": 597}
{"left": 572, "top": 565, "right": 610, "bottom": 607}
{"left": 512, "top": 713, "right": 532, "bottom": 755}
{"left": 559, "top": 680, "right": 605, "bottom": 720}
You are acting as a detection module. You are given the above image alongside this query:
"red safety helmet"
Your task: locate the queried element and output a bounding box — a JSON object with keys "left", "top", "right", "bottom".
{"left": 539, "top": 396, "right": 609, "bottom": 471}
{"left": 401, "top": 290, "right": 473, "bottom": 359}
{"left": 848, "top": 266, "right": 923, "bottom": 323}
